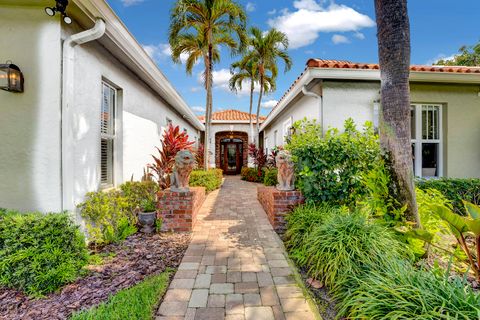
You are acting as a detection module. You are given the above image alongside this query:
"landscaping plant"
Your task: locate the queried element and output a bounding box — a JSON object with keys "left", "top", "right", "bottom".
{"left": 120, "top": 181, "right": 159, "bottom": 209}
{"left": 263, "top": 167, "right": 278, "bottom": 186}
{"left": 0, "top": 211, "right": 88, "bottom": 296}
{"left": 148, "top": 123, "right": 194, "bottom": 189}
{"left": 189, "top": 169, "right": 223, "bottom": 192}
{"left": 287, "top": 118, "right": 381, "bottom": 205}
{"left": 241, "top": 166, "right": 264, "bottom": 183}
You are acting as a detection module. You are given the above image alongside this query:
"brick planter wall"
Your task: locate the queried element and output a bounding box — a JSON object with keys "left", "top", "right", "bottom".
{"left": 157, "top": 187, "right": 206, "bottom": 232}
{"left": 257, "top": 186, "right": 305, "bottom": 234}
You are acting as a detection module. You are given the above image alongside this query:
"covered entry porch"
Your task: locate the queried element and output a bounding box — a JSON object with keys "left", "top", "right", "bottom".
{"left": 215, "top": 131, "right": 249, "bottom": 175}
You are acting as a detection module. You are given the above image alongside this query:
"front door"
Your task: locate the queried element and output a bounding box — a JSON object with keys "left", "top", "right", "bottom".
{"left": 221, "top": 140, "right": 243, "bottom": 174}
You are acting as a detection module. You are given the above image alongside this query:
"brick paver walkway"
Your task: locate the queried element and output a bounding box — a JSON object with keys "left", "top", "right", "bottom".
{"left": 156, "top": 176, "right": 318, "bottom": 320}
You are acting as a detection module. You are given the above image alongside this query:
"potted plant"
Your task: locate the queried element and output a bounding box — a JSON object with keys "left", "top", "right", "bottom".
{"left": 137, "top": 196, "right": 157, "bottom": 234}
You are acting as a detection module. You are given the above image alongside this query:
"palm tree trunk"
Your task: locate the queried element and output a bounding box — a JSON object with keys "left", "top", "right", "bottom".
{"left": 204, "top": 44, "right": 214, "bottom": 170}
{"left": 249, "top": 80, "right": 254, "bottom": 143}
{"left": 375, "top": 0, "right": 420, "bottom": 227}
{"left": 256, "top": 74, "right": 264, "bottom": 147}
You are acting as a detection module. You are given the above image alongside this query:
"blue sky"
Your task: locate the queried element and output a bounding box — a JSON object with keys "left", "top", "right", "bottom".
{"left": 106, "top": 0, "right": 480, "bottom": 116}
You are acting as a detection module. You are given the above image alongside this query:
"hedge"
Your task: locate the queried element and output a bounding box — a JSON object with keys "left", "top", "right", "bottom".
{"left": 189, "top": 169, "right": 223, "bottom": 192}
{"left": 416, "top": 178, "right": 480, "bottom": 215}
{"left": 241, "top": 167, "right": 264, "bottom": 183}
{"left": 263, "top": 168, "right": 278, "bottom": 186}
{"left": 0, "top": 211, "right": 88, "bottom": 296}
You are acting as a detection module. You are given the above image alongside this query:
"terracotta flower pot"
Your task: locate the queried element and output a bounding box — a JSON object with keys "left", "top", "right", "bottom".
{"left": 138, "top": 211, "right": 156, "bottom": 234}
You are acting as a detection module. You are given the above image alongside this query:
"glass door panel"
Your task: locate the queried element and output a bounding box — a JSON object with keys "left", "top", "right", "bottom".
{"left": 227, "top": 144, "right": 237, "bottom": 172}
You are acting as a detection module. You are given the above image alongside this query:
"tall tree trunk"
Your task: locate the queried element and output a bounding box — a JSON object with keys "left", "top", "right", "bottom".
{"left": 375, "top": 0, "right": 420, "bottom": 227}
{"left": 249, "top": 80, "right": 254, "bottom": 143}
{"left": 256, "top": 73, "right": 264, "bottom": 147}
{"left": 204, "top": 44, "right": 214, "bottom": 170}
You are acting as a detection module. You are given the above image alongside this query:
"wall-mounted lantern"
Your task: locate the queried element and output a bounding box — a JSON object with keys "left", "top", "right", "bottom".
{"left": 0, "top": 62, "right": 24, "bottom": 93}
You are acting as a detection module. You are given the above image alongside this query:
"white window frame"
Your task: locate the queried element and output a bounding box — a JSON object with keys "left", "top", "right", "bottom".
{"left": 411, "top": 103, "right": 443, "bottom": 178}
{"left": 283, "top": 117, "right": 293, "bottom": 144}
{"left": 273, "top": 130, "right": 278, "bottom": 146}
{"left": 101, "top": 82, "right": 117, "bottom": 188}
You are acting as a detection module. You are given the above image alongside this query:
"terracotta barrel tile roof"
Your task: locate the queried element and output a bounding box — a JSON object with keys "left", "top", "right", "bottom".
{"left": 197, "top": 109, "right": 266, "bottom": 122}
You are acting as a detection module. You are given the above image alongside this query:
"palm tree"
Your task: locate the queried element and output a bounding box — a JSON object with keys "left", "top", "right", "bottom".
{"left": 169, "top": 0, "right": 247, "bottom": 169}
{"left": 229, "top": 59, "right": 274, "bottom": 143}
{"left": 374, "top": 0, "right": 420, "bottom": 227}
{"left": 240, "top": 27, "right": 292, "bottom": 144}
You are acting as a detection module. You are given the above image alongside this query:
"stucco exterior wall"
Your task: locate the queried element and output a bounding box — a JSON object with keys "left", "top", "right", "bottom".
{"left": 0, "top": 6, "right": 62, "bottom": 212}
{"left": 410, "top": 83, "right": 480, "bottom": 178}
{"left": 68, "top": 30, "right": 200, "bottom": 208}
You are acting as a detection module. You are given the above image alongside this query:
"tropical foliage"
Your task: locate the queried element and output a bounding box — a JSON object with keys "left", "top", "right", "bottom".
{"left": 434, "top": 41, "right": 480, "bottom": 66}
{"left": 189, "top": 169, "right": 223, "bottom": 192}
{"left": 169, "top": 0, "right": 247, "bottom": 168}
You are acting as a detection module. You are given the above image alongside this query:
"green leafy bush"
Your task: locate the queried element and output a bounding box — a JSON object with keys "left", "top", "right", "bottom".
{"left": 120, "top": 181, "right": 159, "bottom": 209}
{"left": 189, "top": 169, "right": 223, "bottom": 192}
{"left": 241, "top": 167, "right": 264, "bottom": 182}
{"left": 339, "top": 259, "right": 480, "bottom": 319}
{"left": 263, "top": 168, "right": 278, "bottom": 186}
{"left": 78, "top": 191, "right": 137, "bottom": 245}
{"left": 416, "top": 178, "right": 480, "bottom": 215}
{"left": 71, "top": 269, "right": 172, "bottom": 320}
{"left": 0, "top": 211, "right": 88, "bottom": 296}
{"left": 287, "top": 118, "right": 381, "bottom": 205}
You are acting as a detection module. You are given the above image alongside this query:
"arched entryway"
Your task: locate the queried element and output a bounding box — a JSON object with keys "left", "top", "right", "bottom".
{"left": 215, "top": 131, "right": 248, "bottom": 175}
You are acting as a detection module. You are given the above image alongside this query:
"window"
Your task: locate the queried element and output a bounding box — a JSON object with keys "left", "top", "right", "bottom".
{"left": 283, "top": 118, "right": 293, "bottom": 144}
{"left": 411, "top": 104, "right": 443, "bottom": 177}
{"left": 101, "top": 82, "right": 116, "bottom": 187}
{"left": 273, "top": 130, "right": 278, "bottom": 146}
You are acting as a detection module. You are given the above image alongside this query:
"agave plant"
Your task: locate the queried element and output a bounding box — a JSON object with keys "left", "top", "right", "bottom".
{"left": 148, "top": 123, "right": 194, "bottom": 189}
{"left": 432, "top": 201, "right": 480, "bottom": 280}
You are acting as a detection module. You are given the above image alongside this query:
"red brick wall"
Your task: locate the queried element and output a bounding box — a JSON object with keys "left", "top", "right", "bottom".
{"left": 157, "top": 187, "right": 206, "bottom": 232}
{"left": 257, "top": 186, "right": 305, "bottom": 234}
{"left": 215, "top": 131, "right": 249, "bottom": 169}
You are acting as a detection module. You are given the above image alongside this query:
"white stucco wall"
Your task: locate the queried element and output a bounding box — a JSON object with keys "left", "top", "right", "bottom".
{"left": 0, "top": 6, "right": 62, "bottom": 212}
{"left": 64, "top": 23, "right": 200, "bottom": 209}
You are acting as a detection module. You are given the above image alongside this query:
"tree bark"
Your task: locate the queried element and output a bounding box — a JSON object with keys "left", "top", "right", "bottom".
{"left": 249, "top": 80, "right": 254, "bottom": 144}
{"left": 204, "top": 44, "right": 214, "bottom": 170}
{"left": 375, "top": 0, "right": 420, "bottom": 227}
{"left": 256, "top": 73, "right": 264, "bottom": 147}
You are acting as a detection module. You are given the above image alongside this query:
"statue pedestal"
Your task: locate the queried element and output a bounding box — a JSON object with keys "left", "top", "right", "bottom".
{"left": 257, "top": 186, "right": 305, "bottom": 234}
{"left": 157, "top": 187, "right": 206, "bottom": 232}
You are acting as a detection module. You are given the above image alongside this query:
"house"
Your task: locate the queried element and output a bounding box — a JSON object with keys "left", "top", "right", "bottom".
{"left": 261, "top": 59, "right": 480, "bottom": 179}
{"left": 0, "top": 0, "right": 204, "bottom": 213}
{"left": 198, "top": 110, "right": 265, "bottom": 174}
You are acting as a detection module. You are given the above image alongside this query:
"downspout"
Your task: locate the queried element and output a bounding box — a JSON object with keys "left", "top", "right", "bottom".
{"left": 302, "top": 83, "right": 324, "bottom": 137}
{"left": 61, "top": 19, "right": 106, "bottom": 212}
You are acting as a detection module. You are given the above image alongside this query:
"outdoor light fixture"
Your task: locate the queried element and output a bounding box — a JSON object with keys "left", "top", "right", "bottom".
{"left": 0, "top": 62, "right": 24, "bottom": 93}
{"left": 289, "top": 126, "right": 296, "bottom": 137}
{"left": 45, "top": 0, "right": 72, "bottom": 24}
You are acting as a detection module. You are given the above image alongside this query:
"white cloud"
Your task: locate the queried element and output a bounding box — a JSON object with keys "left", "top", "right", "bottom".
{"left": 332, "top": 34, "right": 349, "bottom": 44}
{"left": 121, "top": 0, "right": 144, "bottom": 7}
{"left": 261, "top": 99, "right": 278, "bottom": 109}
{"left": 246, "top": 2, "right": 256, "bottom": 12}
{"left": 267, "top": 9, "right": 277, "bottom": 15}
{"left": 268, "top": 1, "right": 375, "bottom": 49}
{"left": 197, "top": 68, "right": 259, "bottom": 96}
{"left": 191, "top": 106, "right": 206, "bottom": 113}
{"left": 426, "top": 53, "right": 456, "bottom": 65}
{"left": 354, "top": 32, "right": 365, "bottom": 40}
{"left": 190, "top": 86, "right": 201, "bottom": 92}
{"left": 142, "top": 43, "right": 189, "bottom": 64}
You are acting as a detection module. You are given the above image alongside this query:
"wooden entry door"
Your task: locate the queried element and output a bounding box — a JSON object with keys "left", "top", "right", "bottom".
{"left": 221, "top": 140, "right": 243, "bottom": 174}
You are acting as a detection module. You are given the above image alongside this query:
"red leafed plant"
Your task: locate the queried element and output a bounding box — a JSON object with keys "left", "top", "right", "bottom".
{"left": 148, "top": 123, "right": 195, "bottom": 189}
{"left": 248, "top": 143, "right": 267, "bottom": 175}
{"left": 195, "top": 143, "right": 205, "bottom": 170}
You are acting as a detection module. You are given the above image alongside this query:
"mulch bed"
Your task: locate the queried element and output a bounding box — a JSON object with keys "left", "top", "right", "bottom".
{"left": 0, "top": 232, "right": 190, "bottom": 320}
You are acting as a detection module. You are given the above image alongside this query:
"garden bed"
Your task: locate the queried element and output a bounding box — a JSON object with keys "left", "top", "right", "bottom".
{"left": 0, "top": 232, "right": 190, "bottom": 320}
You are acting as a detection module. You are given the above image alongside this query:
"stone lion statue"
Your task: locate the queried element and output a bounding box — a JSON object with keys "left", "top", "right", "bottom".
{"left": 170, "top": 150, "right": 195, "bottom": 192}
{"left": 276, "top": 150, "right": 295, "bottom": 191}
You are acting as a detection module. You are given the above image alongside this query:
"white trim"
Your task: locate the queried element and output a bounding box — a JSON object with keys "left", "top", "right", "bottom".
{"left": 283, "top": 117, "right": 293, "bottom": 144}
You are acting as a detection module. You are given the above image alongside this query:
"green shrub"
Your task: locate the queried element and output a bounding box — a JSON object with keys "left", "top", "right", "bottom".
{"left": 285, "top": 204, "right": 345, "bottom": 263}
{"left": 0, "top": 211, "right": 88, "bottom": 296}
{"left": 78, "top": 191, "right": 137, "bottom": 245}
{"left": 120, "top": 181, "right": 159, "bottom": 209}
{"left": 287, "top": 118, "right": 381, "bottom": 205}
{"left": 241, "top": 167, "right": 264, "bottom": 183}
{"left": 71, "top": 269, "right": 172, "bottom": 320}
{"left": 416, "top": 178, "right": 480, "bottom": 215}
{"left": 339, "top": 259, "right": 480, "bottom": 319}
{"left": 189, "top": 169, "right": 223, "bottom": 192}
{"left": 302, "top": 213, "right": 406, "bottom": 294}
{"left": 263, "top": 168, "right": 278, "bottom": 186}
